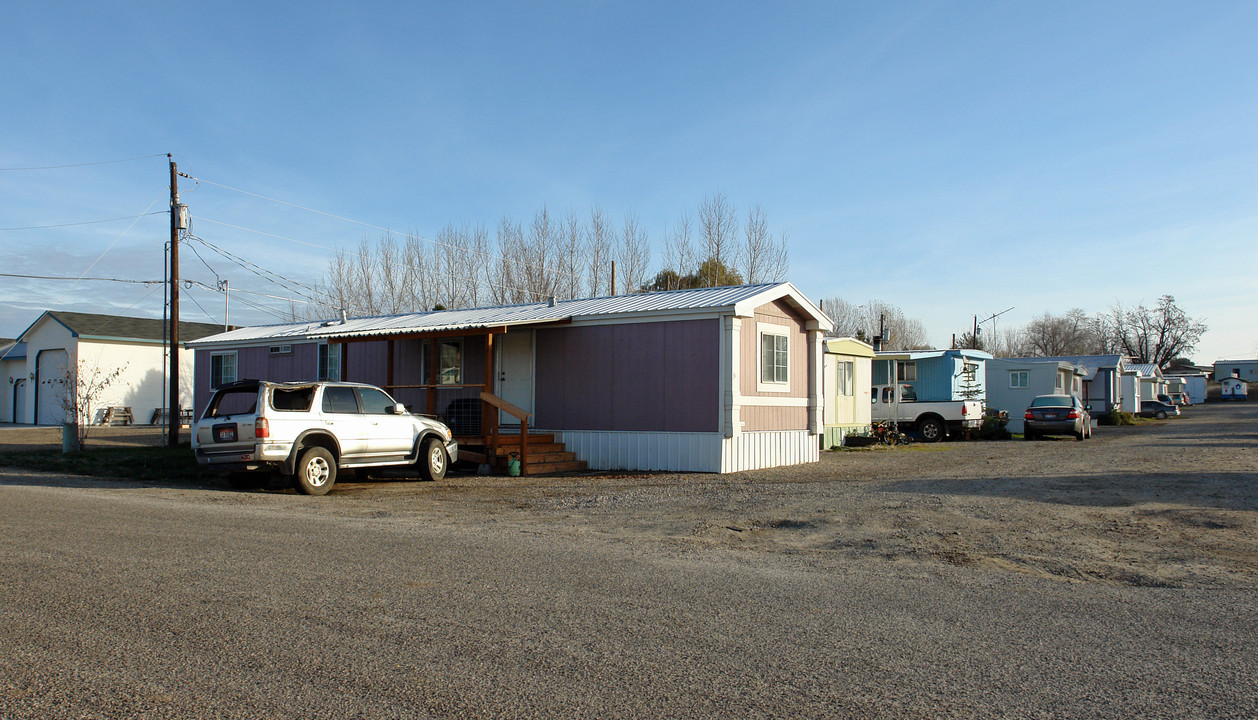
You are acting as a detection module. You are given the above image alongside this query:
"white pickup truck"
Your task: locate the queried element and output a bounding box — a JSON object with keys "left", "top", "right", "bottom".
{"left": 871, "top": 383, "right": 983, "bottom": 442}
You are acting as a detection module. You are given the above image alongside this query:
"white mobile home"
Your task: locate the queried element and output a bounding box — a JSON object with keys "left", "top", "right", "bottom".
{"left": 985, "top": 358, "right": 1086, "bottom": 434}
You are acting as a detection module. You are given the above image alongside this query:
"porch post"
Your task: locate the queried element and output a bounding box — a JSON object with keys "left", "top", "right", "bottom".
{"left": 806, "top": 327, "right": 823, "bottom": 434}
{"left": 386, "top": 340, "right": 395, "bottom": 390}
{"left": 427, "top": 338, "right": 438, "bottom": 416}
{"left": 483, "top": 333, "right": 494, "bottom": 437}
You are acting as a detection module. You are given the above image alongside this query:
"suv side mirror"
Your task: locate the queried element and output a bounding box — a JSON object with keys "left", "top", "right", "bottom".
{"left": 386, "top": 403, "right": 408, "bottom": 415}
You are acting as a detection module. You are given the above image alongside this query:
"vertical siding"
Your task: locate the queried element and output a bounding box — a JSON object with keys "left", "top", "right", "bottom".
{"left": 556, "top": 429, "right": 819, "bottom": 473}
{"left": 535, "top": 319, "right": 720, "bottom": 432}
{"left": 721, "top": 430, "right": 819, "bottom": 472}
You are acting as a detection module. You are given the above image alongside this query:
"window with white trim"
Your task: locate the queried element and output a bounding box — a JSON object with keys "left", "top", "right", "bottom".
{"left": 1055, "top": 373, "right": 1064, "bottom": 390}
{"left": 897, "top": 362, "right": 917, "bottom": 382}
{"left": 211, "top": 352, "right": 237, "bottom": 389}
{"left": 318, "top": 343, "right": 341, "bottom": 381}
{"left": 758, "top": 325, "right": 790, "bottom": 389}
{"left": 1010, "top": 370, "right": 1028, "bottom": 388}
{"left": 836, "top": 361, "right": 854, "bottom": 396}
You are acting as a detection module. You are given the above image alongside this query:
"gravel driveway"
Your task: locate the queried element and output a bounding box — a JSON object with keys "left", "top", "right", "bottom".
{"left": 1, "top": 402, "right": 1254, "bottom": 718}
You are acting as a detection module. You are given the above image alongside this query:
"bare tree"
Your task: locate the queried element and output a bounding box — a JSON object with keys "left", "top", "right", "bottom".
{"left": 558, "top": 210, "right": 585, "bottom": 300}
{"left": 818, "top": 297, "right": 864, "bottom": 338}
{"left": 817, "top": 297, "right": 930, "bottom": 348}
{"left": 585, "top": 205, "right": 613, "bottom": 297}
{"left": 662, "top": 212, "right": 696, "bottom": 290}
{"left": 1023, "top": 309, "right": 1094, "bottom": 356}
{"left": 697, "top": 193, "right": 737, "bottom": 286}
{"left": 739, "top": 205, "right": 789, "bottom": 284}
{"left": 618, "top": 213, "right": 651, "bottom": 294}
{"left": 53, "top": 358, "right": 129, "bottom": 450}
{"left": 987, "top": 325, "right": 1029, "bottom": 358}
{"left": 1110, "top": 295, "right": 1207, "bottom": 368}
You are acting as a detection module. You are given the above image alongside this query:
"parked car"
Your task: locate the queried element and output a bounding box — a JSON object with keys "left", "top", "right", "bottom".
{"left": 192, "top": 379, "right": 458, "bottom": 495}
{"left": 1023, "top": 394, "right": 1092, "bottom": 441}
{"left": 1162, "top": 392, "right": 1190, "bottom": 406}
{"left": 1139, "top": 399, "right": 1181, "bottom": 420}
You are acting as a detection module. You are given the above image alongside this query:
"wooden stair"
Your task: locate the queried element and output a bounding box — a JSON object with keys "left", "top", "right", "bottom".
{"left": 455, "top": 432, "right": 588, "bottom": 475}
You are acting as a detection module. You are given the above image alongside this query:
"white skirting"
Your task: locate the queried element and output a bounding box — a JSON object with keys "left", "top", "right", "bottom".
{"left": 553, "top": 429, "right": 819, "bottom": 473}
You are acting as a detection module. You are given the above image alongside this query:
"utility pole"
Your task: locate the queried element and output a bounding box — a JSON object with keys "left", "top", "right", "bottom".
{"left": 167, "top": 155, "right": 180, "bottom": 447}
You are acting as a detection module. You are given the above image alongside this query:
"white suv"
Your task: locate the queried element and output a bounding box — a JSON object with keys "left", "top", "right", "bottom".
{"left": 193, "top": 380, "right": 458, "bottom": 495}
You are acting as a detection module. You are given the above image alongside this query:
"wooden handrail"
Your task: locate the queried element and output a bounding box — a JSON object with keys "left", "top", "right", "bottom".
{"left": 480, "top": 392, "right": 531, "bottom": 422}
{"left": 480, "top": 391, "right": 530, "bottom": 475}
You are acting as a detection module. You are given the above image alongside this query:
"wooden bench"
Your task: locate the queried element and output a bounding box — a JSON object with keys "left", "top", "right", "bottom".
{"left": 101, "top": 407, "right": 134, "bottom": 426}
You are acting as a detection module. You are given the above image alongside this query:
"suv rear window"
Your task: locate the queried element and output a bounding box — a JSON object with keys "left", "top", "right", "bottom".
{"left": 204, "top": 386, "right": 259, "bottom": 418}
{"left": 271, "top": 387, "right": 315, "bottom": 412}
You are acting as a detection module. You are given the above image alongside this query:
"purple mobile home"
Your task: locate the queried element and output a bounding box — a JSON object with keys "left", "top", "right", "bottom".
{"left": 188, "top": 283, "right": 833, "bottom": 473}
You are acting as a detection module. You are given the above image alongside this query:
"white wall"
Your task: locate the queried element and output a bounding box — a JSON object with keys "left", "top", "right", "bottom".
{"left": 556, "top": 429, "right": 820, "bottom": 473}
{"left": 77, "top": 340, "right": 196, "bottom": 425}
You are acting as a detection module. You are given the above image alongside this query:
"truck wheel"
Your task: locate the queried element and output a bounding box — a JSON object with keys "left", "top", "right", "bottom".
{"left": 918, "top": 417, "right": 945, "bottom": 443}
{"left": 293, "top": 446, "right": 336, "bottom": 495}
{"left": 419, "top": 438, "right": 447, "bottom": 481}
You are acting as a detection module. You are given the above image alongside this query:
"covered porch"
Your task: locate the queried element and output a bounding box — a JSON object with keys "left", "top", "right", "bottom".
{"left": 333, "top": 324, "right": 585, "bottom": 475}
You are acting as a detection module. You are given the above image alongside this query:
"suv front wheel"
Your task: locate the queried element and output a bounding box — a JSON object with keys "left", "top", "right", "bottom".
{"left": 294, "top": 446, "right": 337, "bottom": 495}
{"left": 419, "top": 438, "right": 448, "bottom": 481}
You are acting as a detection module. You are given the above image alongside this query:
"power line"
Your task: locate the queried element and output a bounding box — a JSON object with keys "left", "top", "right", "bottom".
{"left": 0, "top": 153, "right": 168, "bottom": 171}
{"left": 184, "top": 232, "right": 319, "bottom": 302}
{"left": 183, "top": 174, "right": 575, "bottom": 294}
{"left": 0, "top": 272, "right": 162, "bottom": 285}
{"left": 0, "top": 211, "right": 166, "bottom": 231}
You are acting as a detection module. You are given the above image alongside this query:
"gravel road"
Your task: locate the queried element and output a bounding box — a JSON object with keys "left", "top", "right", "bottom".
{"left": 1, "top": 403, "right": 1255, "bottom": 718}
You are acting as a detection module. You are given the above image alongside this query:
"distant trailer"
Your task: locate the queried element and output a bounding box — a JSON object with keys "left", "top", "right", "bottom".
{"left": 1221, "top": 377, "right": 1248, "bottom": 401}
{"left": 1184, "top": 376, "right": 1207, "bottom": 405}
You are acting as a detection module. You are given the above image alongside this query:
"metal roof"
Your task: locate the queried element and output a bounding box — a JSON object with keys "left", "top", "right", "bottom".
{"left": 189, "top": 282, "right": 832, "bottom": 347}
{"left": 20, "top": 311, "right": 224, "bottom": 344}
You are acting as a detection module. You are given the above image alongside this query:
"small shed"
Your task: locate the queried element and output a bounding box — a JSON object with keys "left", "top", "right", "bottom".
{"left": 6, "top": 311, "right": 222, "bottom": 425}
{"left": 1221, "top": 377, "right": 1248, "bottom": 401}
{"left": 821, "top": 337, "right": 874, "bottom": 448}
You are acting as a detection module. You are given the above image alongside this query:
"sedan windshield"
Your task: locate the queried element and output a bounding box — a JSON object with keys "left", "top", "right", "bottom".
{"left": 1030, "top": 396, "right": 1072, "bottom": 408}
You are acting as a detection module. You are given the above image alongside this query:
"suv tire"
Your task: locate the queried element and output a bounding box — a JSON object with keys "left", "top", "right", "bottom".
{"left": 294, "top": 446, "right": 337, "bottom": 495}
{"left": 419, "top": 438, "right": 447, "bottom": 481}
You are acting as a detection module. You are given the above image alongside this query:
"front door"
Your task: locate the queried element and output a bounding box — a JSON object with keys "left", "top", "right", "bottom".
{"left": 13, "top": 379, "right": 26, "bottom": 424}
{"left": 496, "top": 330, "right": 534, "bottom": 426}
{"left": 36, "top": 349, "right": 69, "bottom": 425}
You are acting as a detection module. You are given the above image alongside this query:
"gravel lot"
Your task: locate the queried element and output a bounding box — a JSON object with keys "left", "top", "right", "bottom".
{"left": 1, "top": 402, "right": 1255, "bottom": 718}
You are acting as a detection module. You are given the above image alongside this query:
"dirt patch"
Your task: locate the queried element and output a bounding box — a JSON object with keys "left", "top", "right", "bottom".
{"left": 5, "top": 404, "right": 1256, "bottom": 589}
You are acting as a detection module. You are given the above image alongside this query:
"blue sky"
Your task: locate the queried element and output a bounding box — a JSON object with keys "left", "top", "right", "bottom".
{"left": 2, "top": 1, "right": 1255, "bottom": 361}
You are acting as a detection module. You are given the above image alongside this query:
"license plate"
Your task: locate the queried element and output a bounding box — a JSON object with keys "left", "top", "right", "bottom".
{"left": 1043, "top": 413, "right": 1057, "bottom": 419}
{"left": 214, "top": 425, "right": 237, "bottom": 443}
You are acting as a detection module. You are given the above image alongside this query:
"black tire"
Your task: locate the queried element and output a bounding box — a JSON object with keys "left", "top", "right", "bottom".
{"left": 1023, "top": 430, "right": 1036, "bottom": 441}
{"left": 293, "top": 446, "right": 336, "bottom": 495}
{"left": 1155, "top": 410, "right": 1167, "bottom": 420}
{"left": 918, "top": 417, "right": 945, "bottom": 443}
{"left": 419, "top": 437, "right": 448, "bottom": 481}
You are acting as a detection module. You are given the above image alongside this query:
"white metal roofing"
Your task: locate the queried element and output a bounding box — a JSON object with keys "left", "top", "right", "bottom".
{"left": 189, "top": 282, "right": 832, "bottom": 347}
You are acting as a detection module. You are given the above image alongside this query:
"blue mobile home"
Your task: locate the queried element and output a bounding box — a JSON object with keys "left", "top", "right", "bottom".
{"left": 871, "top": 349, "right": 991, "bottom": 403}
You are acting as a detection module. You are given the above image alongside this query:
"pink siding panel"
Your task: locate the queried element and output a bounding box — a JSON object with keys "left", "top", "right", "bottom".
{"left": 741, "top": 299, "right": 809, "bottom": 399}
{"left": 535, "top": 319, "right": 719, "bottom": 432}
{"left": 740, "top": 405, "right": 808, "bottom": 432}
